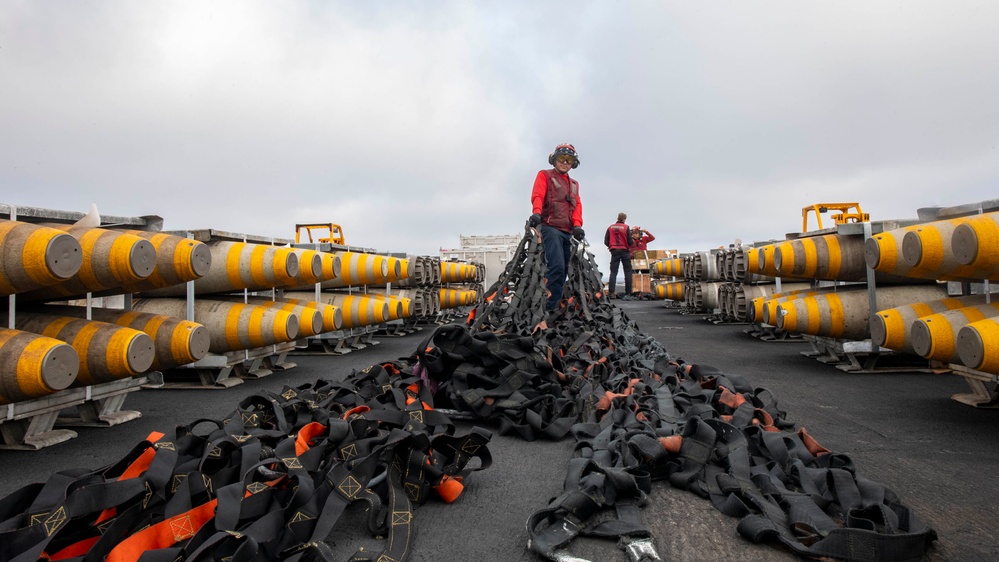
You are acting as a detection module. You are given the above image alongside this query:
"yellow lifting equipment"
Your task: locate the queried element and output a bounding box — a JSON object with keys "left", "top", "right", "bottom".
{"left": 295, "top": 223, "right": 345, "bottom": 245}
{"left": 801, "top": 203, "right": 869, "bottom": 233}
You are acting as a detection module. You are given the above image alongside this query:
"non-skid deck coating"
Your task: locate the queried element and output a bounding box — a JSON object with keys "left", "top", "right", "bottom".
{"left": 0, "top": 300, "right": 995, "bottom": 561}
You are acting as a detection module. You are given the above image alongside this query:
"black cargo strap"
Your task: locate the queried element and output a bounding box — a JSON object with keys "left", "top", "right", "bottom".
{"left": 455, "top": 232, "right": 934, "bottom": 562}
{"left": 0, "top": 363, "right": 493, "bottom": 562}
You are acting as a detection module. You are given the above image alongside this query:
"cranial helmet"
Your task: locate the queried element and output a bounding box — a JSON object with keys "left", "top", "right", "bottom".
{"left": 548, "top": 143, "right": 579, "bottom": 168}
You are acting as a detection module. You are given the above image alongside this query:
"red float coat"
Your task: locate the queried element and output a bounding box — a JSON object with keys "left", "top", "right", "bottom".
{"left": 531, "top": 169, "right": 582, "bottom": 233}
{"left": 604, "top": 222, "right": 630, "bottom": 250}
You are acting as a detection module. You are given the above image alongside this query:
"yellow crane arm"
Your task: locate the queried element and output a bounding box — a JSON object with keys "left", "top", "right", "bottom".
{"left": 295, "top": 223, "right": 345, "bottom": 245}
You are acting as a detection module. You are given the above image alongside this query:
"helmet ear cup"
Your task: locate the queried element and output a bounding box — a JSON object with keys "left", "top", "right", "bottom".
{"left": 549, "top": 148, "right": 580, "bottom": 168}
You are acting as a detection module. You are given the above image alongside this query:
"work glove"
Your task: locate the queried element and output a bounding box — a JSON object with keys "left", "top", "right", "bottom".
{"left": 528, "top": 213, "right": 542, "bottom": 228}
{"left": 572, "top": 226, "right": 585, "bottom": 240}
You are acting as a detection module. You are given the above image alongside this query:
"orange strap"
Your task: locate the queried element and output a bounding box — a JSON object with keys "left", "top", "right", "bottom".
{"left": 798, "top": 427, "right": 830, "bottom": 456}
{"left": 96, "top": 432, "right": 167, "bottom": 524}
{"left": 433, "top": 474, "right": 464, "bottom": 503}
{"left": 659, "top": 435, "right": 683, "bottom": 454}
{"left": 106, "top": 498, "right": 218, "bottom": 562}
{"left": 295, "top": 422, "right": 327, "bottom": 456}
{"left": 717, "top": 387, "right": 747, "bottom": 409}
{"left": 343, "top": 405, "right": 371, "bottom": 420}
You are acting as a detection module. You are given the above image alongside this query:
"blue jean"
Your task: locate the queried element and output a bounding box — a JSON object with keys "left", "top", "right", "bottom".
{"left": 541, "top": 225, "right": 573, "bottom": 310}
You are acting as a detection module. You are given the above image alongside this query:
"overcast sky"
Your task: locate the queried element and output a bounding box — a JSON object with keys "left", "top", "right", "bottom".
{"left": 2, "top": 1, "right": 997, "bottom": 279}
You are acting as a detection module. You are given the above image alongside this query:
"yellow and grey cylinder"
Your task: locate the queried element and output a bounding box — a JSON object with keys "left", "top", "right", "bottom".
{"left": 441, "top": 261, "right": 477, "bottom": 283}
{"left": 20, "top": 226, "right": 156, "bottom": 300}
{"left": 277, "top": 296, "right": 343, "bottom": 332}
{"left": 373, "top": 256, "right": 407, "bottom": 285}
{"left": 368, "top": 288, "right": 424, "bottom": 317}
{"left": 440, "top": 288, "right": 477, "bottom": 309}
{"left": 277, "top": 249, "right": 325, "bottom": 287}
{"left": 139, "top": 240, "right": 300, "bottom": 297}
{"left": 910, "top": 303, "right": 999, "bottom": 363}
{"left": 735, "top": 284, "right": 794, "bottom": 322}
{"left": 871, "top": 294, "right": 988, "bottom": 354}
{"left": 115, "top": 230, "right": 212, "bottom": 293}
{"left": 951, "top": 212, "right": 999, "bottom": 276}
{"left": 903, "top": 217, "right": 999, "bottom": 280}
{"left": 0, "top": 220, "right": 83, "bottom": 296}
{"left": 748, "top": 245, "right": 780, "bottom": 277}
{"left": 131, "top": 298, "right": 300, "bottom": 353}
{"left": 32, "top": 305, "right": 210, "bottom": 370}
{"left": 319, "top": 251, "right": 343, "bottom": 282}
{"left": 15, "top": 313, "right": 155, "bottom": 385}
{"left": 777, "top": 285, "right": 948, "bottom": 340}
{"left": 662, "top": 281, "right": 684, "bottom": 300}
{"left": 218, "top": 296, "right": 324, "bottom": 337}
{"left": 282, "top": 291, "right": 387, "bottom": 329}
{"left": 751, "top": 284, "right": 815, "bottom": 324}
{"left": 397, "top": 258, "right": 411, "bottom": 283}
{"left": 367, "top": 293, "right": 412, "bottom": 320}
{"left": 867, "top": 219, "right": 990, "bottom": 282}
{"left": 957, "top": 318, "right": 999, "bottom": 373}
{"left": 0, "top": 328, "right": 79, "bottom": 404}
{"left": 775, "top": 234, "right": 869, "bottom": 281}
{"left": 319, "top": 252, "right": 390, "bottom": 289}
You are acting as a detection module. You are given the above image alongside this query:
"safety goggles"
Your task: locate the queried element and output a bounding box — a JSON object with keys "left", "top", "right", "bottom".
{"left": 555, "top": 156, "right": 576, "bottom": 165}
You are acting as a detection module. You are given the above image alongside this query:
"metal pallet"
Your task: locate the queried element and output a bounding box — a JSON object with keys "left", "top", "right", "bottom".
{"left": 801, "top": 335, "right": 942, "bottom": 373}
{"left": 155, "top": 342, "right": 297, "bottom": 388}
{"left": 0, "top": 375, "right": 152, "bottom": 450}
{"left": 937, "top": 362, "right": 999, "bottom": 408}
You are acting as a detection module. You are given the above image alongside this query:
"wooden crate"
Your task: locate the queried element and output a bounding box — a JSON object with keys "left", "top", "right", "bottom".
{"left": 631, "top": 259, "right": 649, "bottom": 271}
{"left": 632, "top": 273, "right": 651, "bottom": 293}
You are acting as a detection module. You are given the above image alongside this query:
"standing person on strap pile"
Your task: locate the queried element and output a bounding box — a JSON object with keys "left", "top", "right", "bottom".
{"left": 527, "top": 142, "right": 585, "bottom": 311}
{"left": 629, "top": 226, "right": 655, "bottom": 255}
{"left": 604, "top": 212, "right": 632, "bottom": 299}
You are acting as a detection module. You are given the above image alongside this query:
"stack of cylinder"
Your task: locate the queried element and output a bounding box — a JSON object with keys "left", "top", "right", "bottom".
{"left": 741, "top": 228, "right": 953, "bottom": 340}
{"left": 283, "top": 250, "right": 415, "bottom": 330}
{"left": 650, "top": 256, "right": 682, "bottom": 302}
{"left": 865, "top": 210, "right": 999, "bottom": 374}
{"left": 0, "top": 219, "right": 219, "bottom": 403}
{"left": 390, "top": 256, "right": 441, "bottom": 317}
{"left": 1, "top": 220, "right": 84, "bottom": 403}
{"left": 135, "top": 239, "right": 333, "bottom": 355}
{"left": 439, "top": 259, "right": 482, "bottom": 310}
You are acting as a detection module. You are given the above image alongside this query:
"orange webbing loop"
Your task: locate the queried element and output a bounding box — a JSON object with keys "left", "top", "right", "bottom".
{"left": 96, "top": 431, "right": 167, "bottom": 523}
{"left": 596, "top": 379, "right": 643, "bottom": 411}
{"left": 343, "top": 405, "right": 371, "bottom": 420}
{"left": 755, "top": 409, "right": 780, "bottom": 432}
{"left": 717, "top": 387, "right": 747, "bottom": 409}
{"left": 659, "top": 435, "right": 683, "bottom": 454}
{"left": 404, "top": 383, "right": 433, "bottom": 410}
{"left": 466, "top": 308, "right": 476, "bottom": 323}
{"left": 106, "top": 498, "right": 218, "bottom": 562}
{"left": 798, "top": 427, "right": 830, "bottom": 456}
{"left": 295, "top": 422, "right": 327, "bottom": 456}
{"left": 434, "top": 474, "right": 464, "bottom": 503}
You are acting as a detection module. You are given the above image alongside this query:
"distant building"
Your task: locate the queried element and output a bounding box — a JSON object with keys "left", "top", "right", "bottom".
{"left": 441, "top": 234, "right": 520, "bottom": 288}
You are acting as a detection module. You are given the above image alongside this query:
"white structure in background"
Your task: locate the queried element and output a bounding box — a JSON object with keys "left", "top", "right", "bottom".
{"left": 441, "top": 234, "right": 520, "bottom": 288}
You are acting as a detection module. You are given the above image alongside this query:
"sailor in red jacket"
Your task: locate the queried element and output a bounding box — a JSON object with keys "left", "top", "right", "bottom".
{"left": 604, "top": 212, "right": 632, "bottom": 297}
{"left": 528, "top": 143, "right": 585, "bottom": 311}
{"left": 629, "top": 227, "right": 655, "bottom": 255}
